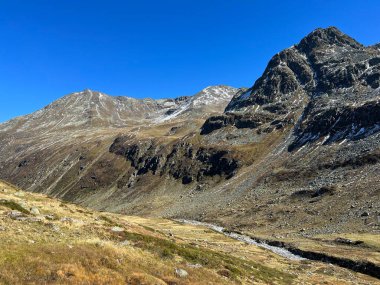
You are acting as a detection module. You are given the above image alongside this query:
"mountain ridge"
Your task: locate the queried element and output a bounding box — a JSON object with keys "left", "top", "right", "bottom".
{"left": 0, "top": 27, "right": 379, "bottom": 244}
{"left": 0, "top": 85, "right": 237, "bottom": 123}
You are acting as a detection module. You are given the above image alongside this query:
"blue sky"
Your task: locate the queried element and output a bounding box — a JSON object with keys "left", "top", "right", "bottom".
{"left": 0, "top": 0, "right": 379, "bottom": 122}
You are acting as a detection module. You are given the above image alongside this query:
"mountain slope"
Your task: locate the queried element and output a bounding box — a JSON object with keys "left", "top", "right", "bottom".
{"left": 0, "top": 180, "right": 293, "bottom": 284}
{"left": 1, "top": 180, "right": 379, "bottom": 284}
{"left": 0, "top": 27, "right": 379, "bottom": 243}
{"left": 1, "top": 85, "right": 238, "bottom": 132}
{"left": 0, "top": 85, "right": 237, "bottom": 195}
{"left": 193, "top": 27, "right": 380, "bottom": 235}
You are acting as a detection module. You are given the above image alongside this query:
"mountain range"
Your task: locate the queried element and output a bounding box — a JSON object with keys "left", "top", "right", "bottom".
{"left": 0, "top": 26, "right": 379, "bottom": 239}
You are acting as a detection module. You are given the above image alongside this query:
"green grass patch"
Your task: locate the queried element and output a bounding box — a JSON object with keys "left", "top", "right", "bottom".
{"left": 99, "top": 215, "right": 119, "bottom": 226}
{"left": 140, "top": 225, "right": 156, "bottom": 233}
{"left": 123, "top": 231, "right": 295, "bottom": 284}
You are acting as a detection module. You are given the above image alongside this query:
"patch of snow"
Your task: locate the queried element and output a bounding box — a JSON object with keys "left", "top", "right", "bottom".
{"left": 338, "top": 139, "right": 347, "bottom": 145}
{"left": 155, "top": 101, "right": 192, "bottom": 123}
{"left": 321, "top": 134, "right": 330, "bottom": 144}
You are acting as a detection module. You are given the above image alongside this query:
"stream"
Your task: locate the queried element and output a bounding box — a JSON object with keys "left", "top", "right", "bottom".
{"left": 176, "top": 219, "right": 306, "bottom": 261}
{"left": 176, "top": 219, "right": 380, "bottom": 279}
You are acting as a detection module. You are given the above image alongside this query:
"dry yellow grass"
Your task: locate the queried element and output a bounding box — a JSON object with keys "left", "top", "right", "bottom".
{"left": 0, "top": 180, "right": 379, "bottom": 285}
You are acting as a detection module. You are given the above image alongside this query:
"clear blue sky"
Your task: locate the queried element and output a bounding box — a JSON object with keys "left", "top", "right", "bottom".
{"left": 0, "top": 0, "right": 379, "bottom": 122}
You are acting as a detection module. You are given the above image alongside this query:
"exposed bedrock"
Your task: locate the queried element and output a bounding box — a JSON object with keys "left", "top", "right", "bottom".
{"left": 109, "top": 137, "right": 240, "bottom": 185}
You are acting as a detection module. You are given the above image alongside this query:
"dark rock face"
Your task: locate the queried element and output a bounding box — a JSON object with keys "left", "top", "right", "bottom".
{"left": 201, "top": 113, "right": 276, "bottom": 135}
{"left": 18, "top": 160, "right": 29, "bottom": 168}
{"left": 212, "top": 27, "right": 380, "bottom": 149}
{"left": 109, "top": 137, "right": 239, "bottom": 185}
{"left": 109, "top": 137, "right": 164, "bottom": 175}
{"left": 289, "top": 100, "right": 380, "bottom": 150}
{"left": 164, "top": 144, "right": 239, "bottom": 182}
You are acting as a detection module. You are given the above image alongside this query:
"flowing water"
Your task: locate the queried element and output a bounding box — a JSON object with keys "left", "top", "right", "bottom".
{"left": 177, "top": 219, "right": 306, "bottom": 261}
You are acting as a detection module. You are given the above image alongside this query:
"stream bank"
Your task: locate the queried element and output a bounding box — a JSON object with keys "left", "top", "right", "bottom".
{"left": 176, "top": 219, "right": 380, "bottom": 279}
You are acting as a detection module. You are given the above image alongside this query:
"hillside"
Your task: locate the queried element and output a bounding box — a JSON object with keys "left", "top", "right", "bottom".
{"left": 0, "top": 85, "right": 238, "bottom": 197}
{"left": 1, "top": 180, "right": 379, "bottom": 284}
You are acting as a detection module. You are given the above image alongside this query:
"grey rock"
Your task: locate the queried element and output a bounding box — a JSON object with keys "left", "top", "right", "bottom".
{"left": 120, "top": 240, "right": 130, "bottom": 246}
{"left": 186, "top": 263, "right": 202, "bottom": 268}
{"left": 60, "top": 217, "right": 83, "bottom": 224}
{"left": 206, "top": 27, "right": 380, "bottom": 151}
{"left": 110, "top": 226, "right": 124, "bottom": 232}
{"left": 45, "top": 214, "right": 57, "bottom": 220}
{"left": 30, "top": 207, "right": 40, "bottom": 215}
{"left": 51, "top": 224, "right": 61, "bottom": 232}
{"left": 14, "top": 191, "right": 25, "bottom": 197}
{"left": 8, "top": 210, "right": 24, "bottom": 219}
{"left": 46, "top": 223, "right": 61, "bottom": 232}
{"left": 27, "top": 216, "right": 44, "bottom": 223}
{"left": 109, "top": 139, "right": 240, "bottom": 184}
{"left": 175, "top": 268, "right": 188, "bottom": 278}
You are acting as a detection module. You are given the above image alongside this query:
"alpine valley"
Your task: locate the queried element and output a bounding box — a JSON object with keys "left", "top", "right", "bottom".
{"left": 0, "top": 27, "right": 379, "bottom": 284}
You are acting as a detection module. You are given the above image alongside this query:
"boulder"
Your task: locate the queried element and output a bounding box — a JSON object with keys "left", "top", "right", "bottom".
{"left": 175, "top": 268, "right": 188, "bottom": 278}
{"left": 30, "top": 207, "right": 40, "bottom": 215}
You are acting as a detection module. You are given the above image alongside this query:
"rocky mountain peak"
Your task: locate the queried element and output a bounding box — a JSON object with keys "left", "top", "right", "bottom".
{"left": 82, "top": 88, "right": 94, "bottom": 93}
{"left": 206, "top": 27, "right": 380, "bottom": 150}
{"left": 68, "top": 89, "right": 102, "bottom": 98}
{"left": 192, "top": 85, "right": 238, "bottom": 106}
{"left": 200, "top": 85, "right": 234, "bottom": 93}
{"left": 154, "top": 85, "right": 237, "bottom": 122}
{"left": 297, "top": 26, "right": 363, "bottom": 54}
{"left": 0, "top": 85, "right": 237, "bottom": 135}
{"left": 225, "top": 27, "right": 378, "bottom": 112}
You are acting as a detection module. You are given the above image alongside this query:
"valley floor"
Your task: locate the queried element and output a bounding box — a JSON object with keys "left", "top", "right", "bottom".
{"left": 0, "top": 180, "right": 379, "bottom": 285}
